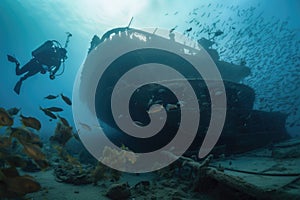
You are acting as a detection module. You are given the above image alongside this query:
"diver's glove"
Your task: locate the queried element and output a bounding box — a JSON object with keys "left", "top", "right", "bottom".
{"left": 50, "top": 74, "right": 55, "bottom": 80}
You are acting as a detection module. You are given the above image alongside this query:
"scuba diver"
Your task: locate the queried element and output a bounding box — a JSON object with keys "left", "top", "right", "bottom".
{"left": 7, "top": 32, "right": 72, "bottom": 95}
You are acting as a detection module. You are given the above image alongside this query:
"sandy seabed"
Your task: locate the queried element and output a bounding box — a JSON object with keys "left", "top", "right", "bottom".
{"left": 26, "top": 169, "right": 214, "bottom": 200}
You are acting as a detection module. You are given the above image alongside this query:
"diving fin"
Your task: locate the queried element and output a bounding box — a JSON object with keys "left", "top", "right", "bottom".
{"left": 7, "top": 55, "right": 18, "bottom": 63}
{"left": 13, "top": 80, "right": 22, "bottom": 95}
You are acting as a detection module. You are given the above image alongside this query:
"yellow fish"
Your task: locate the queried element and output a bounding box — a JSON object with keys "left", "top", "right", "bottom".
{"left": 0, "top": 108, "right": 13, "bottom": 127}
{"left": 0, "top": 167, "right": 41, "bottom": 198}
{"left": 9, "top": 127, "right": 42, "bottom": 146}
{"left": 22, "top": 143, "right": 46, "bottom": 161}
{"left": 20, "top": 114, "right": 41, "bottom": 131}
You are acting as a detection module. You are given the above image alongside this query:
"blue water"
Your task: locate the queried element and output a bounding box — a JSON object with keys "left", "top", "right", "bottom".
{"left": 0, "top": 0, "right": 299, "bottom": 138}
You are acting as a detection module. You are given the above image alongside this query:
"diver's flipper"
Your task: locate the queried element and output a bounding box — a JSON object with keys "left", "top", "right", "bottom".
{"left": 13, "top": 81, "right": 22, "bottom": 95}
{"left": 7, "top": 55, "right": 18, "bottom": 63}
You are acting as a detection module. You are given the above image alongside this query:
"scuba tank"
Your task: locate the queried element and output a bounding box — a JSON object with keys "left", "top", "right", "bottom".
{"left": 31, "top": 40, "right": 54, "bottom": 58}
{"left": 31, "top": 40, "right": 63, "bottom": 62}
{"left": 31, "top": 32, "right": 72, "bottom": 59}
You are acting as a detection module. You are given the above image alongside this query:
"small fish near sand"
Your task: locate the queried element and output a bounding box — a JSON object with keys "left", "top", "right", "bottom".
{"left": 57, "top": 115, "right": 70, "bottom": 127}
{"left": 5, "top": 155, "right": 27, "bottom": 168}
{"left": 39, "top": 106, "right": 57, "bottom": 119}
{"left": 147, "top": 104, "right": 164, "bottom": 114}
{"left": 22, "top": 143, "right": 47, "bottom": 162}
{"left": 0, "top": 108, "right": 14, "bottom": 127}
{"left": 45, "top": 106, "right": 64, "bottom": 112}
{"left": 7, "top": 126, "right": 47, "bottom": 169}
{"left": 22, "top": 142, "right": 49, "bottom": 170}
{"left": 0, "top": 167, "right": 41, "bottom": 198}
{"left": 44, "top": 94, "right": 59, "bottom": 100}
{"left": 60, "top": 93, "right": 72, "bottom": 106}
{"left": 78, "top": 122, "right": 92, "bottom": 131}
{"left": 20, "top": 114, "right": 41, "bottom": 131}
{"left": 6, "top": 107, "right": 21, "bottom": 116}
{"left": 8, "top": 127, "right": 42, "bottom": 147}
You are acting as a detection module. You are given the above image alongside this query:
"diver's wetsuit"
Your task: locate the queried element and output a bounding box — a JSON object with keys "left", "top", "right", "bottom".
{"left": 15, "top": 58, "right": 44, "bottom": 78}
